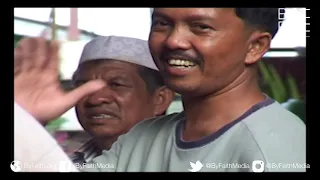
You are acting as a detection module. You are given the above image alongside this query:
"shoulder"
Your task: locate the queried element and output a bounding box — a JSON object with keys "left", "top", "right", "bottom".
{"left": 112, "top": 112, "right": 184, "bottom": 152}
{"left": 124, "top": 112, "right": 184, "bottom": 138}
{"left": 90, "top": 112, "right": 184, "bottom": 171}
{"left": 237, "top": 101, "right": 306, "bottom": 170}
{"left": 242, "top": 100, "right": 306, "bottom": 144}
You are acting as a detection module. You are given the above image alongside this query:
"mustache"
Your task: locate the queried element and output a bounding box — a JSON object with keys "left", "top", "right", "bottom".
{"left": 160, "top": 50, "right": 203, "bottom": 65}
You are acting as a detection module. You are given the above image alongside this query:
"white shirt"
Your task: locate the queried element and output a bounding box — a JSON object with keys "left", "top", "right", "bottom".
{"left": 14, "top": 102, "right": 78, "bottom": 172}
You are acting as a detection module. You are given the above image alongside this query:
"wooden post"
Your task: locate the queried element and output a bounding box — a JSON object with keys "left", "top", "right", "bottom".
{"left": 68, "top": 8, "right": 79, "bottom": 41}
{"left": 51, "top": 8, "right": 57, "bottom": 40}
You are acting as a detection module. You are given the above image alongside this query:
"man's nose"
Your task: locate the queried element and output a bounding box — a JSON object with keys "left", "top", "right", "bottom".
{"left": 164, "top": 28, "right": 191, "bottom": 50}
{"left": 85, "top": 88, "right": 114, "bottom": 107}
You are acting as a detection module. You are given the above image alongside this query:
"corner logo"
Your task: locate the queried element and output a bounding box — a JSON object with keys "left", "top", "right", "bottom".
{"left": 59, "top": 161, "right": 74, "bottom": 172}
{"left": 10, "top": 160, "right": 22, "bottom": 172}
{"left": 278, "top": 8, "right": 310, "bottom": 37}
{"left": 188, "top": 160, "right": 203, "bottom": 172}
{"left": 252, "top": 160, "right": 265, "bottom": 173}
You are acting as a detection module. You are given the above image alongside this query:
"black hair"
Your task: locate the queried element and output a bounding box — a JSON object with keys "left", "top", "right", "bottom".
{"left": 137, "top": 66, "right": 165, "bottom": 94}
{"left": 234, "top": 8, "right": 280, "bottom": 38}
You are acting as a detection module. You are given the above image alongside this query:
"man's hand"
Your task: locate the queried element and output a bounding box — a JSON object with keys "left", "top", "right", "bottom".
{"left": 14, "top": 37, "right": 105, "bottom": 124}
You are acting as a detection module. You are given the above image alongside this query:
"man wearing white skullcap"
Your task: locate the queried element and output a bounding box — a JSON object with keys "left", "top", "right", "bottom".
{"left": 13, "top": 35, "right": 174, "bottom": 172}
{"left": 69, "top": 35, "right": 174, "bottom": 165}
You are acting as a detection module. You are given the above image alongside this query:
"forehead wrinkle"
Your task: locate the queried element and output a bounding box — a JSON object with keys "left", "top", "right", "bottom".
{"left": 75, "top": 64, "right": 138, "bottom": 82}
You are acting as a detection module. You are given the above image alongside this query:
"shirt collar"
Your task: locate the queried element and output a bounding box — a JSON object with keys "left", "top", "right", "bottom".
{"left": 70, "top": 139, "right": 102, "bottom": 163}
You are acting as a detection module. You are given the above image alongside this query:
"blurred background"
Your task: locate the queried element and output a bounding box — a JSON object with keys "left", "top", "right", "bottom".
{"left": 14, "top": 8, "right": 306, "bottom": 154}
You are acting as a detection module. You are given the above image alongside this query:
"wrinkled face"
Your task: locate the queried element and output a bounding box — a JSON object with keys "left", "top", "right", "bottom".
{"left": 73, "top": 60, "right": 156, "bottom": 139}
{"left": 148, "top": 8, "right": 252, "bottom": 96}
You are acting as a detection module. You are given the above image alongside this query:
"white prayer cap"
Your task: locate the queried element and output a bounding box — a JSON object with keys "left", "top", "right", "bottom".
{"left": 78, "top": 35, "right": 158, "bottom": 71}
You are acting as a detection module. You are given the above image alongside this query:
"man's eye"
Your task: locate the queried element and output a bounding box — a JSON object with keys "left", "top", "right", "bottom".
{"left": 110, "top": 82, "right": 124, "bottom": 87}
{"left": 192, "top": 24, "right": 213, "bottom": 31}
{"left": 152, "top": 20, "right": 169, "bottom": 27}
{"left": 197, "top": 25, "right": 210, "bottom": 30}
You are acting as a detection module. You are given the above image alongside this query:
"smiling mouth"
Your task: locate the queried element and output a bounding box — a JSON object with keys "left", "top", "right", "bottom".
{"left": 91, "top": 114, "right": 115, "bottom": 119}
{"left": 88, "top": 114, "right": 117, "bottom": 125}
{"left": 167, "top": 59, "right": 197, "bottom": 68}
{"left": 87, "top": 111, "right": 120, "bottom": 123}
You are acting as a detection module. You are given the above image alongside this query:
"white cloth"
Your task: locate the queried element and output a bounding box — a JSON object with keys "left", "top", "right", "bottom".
{"left": 14, "top": 102, "right": 78, "bottom": 172}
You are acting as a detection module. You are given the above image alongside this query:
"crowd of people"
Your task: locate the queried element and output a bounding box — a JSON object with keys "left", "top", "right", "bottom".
{"left": 14, "top": 8, "right": 306, "bottom": 172}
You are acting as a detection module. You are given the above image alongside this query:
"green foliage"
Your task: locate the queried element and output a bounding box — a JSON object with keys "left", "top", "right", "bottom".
{"left": 14, "top": 35, "right": 24, "bottom": 47}
{"left": 258, "top": 60, "right": 305, "bottom": 123}
{"left": 258, "top": 60, "right": 301, "bottom": 103}
{"left": 286, "top": 73, "right": 301, "bottom": 100}
{"left": 282, "top": 99, "right": 306, "bottom": 123}
{"left": 45, "top": 117, "right": 68, "bottom": 133}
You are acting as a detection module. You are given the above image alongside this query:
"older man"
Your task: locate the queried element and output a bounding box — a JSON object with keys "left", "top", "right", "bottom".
{"left": 70, "top": 36, "right": 174, "bottom": 164}
{"left": 14, "top": 8, "right": 306, "bottom": 172}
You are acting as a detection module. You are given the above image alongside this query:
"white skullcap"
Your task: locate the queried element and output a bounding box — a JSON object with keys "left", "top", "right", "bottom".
{"left": 78, "top": 35, "right": 158, "bottom": 71}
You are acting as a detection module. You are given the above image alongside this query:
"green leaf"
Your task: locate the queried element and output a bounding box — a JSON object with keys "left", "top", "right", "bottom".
{"left": 258, "top": 59, "right": 302, "bottom": 104}
{"left": 45, "top": 117, "right": 68, "bottom": 133}
{"left": 268, "top": 64, "right": 287, "bottom": 103}
{"left": 258, "top": 61, "right": 272, "bottom": 83}
{"left": 286, "top": 73, "right": 301, "bottom": 100}
{"left": 282, "top": 99, "right": 305, "bottom": 123}
{"left": 269, "top": 81, "right": 282, "bottom": 102}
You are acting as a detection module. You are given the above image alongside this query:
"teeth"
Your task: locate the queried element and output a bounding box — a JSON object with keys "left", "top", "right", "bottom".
{"left": 168, "top": 59, "right": 195, "bottom": 67}
{"left": 92, "top": 114, "right": 113, "bottom": 119}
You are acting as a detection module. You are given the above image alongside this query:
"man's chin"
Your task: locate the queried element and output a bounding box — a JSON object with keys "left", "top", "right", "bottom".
{"left": 91, "top": 131, "right": 120, "bottom": 138}
{"left": 88, "top": 127, "right": 122, "bottom": 138}
{"left": 165, "top": 79, "right": 201, "bottom": 95}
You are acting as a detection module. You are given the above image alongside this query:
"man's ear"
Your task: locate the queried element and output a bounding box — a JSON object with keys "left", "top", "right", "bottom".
{"left": 152, "top": 86, "right": 175, "bottom": 116}
{"left": 245, "top": 31, "right": 272, "bottom": 65}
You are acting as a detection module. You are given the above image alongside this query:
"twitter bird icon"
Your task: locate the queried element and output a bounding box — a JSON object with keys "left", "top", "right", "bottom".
{"left": 188, "top": 161, "right": 203, "bottom": 172}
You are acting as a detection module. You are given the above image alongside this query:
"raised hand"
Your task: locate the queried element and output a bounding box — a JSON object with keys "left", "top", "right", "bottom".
{"left": 14, "top": 37, "right": 105, "bottom": 125}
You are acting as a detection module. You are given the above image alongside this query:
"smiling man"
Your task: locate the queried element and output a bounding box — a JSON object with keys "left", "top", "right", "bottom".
{"left": 69, "top": 35, "right": 174, "bottom": 164}
{"left": 14, "top": 8, "right": 306, "bottom": 172}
